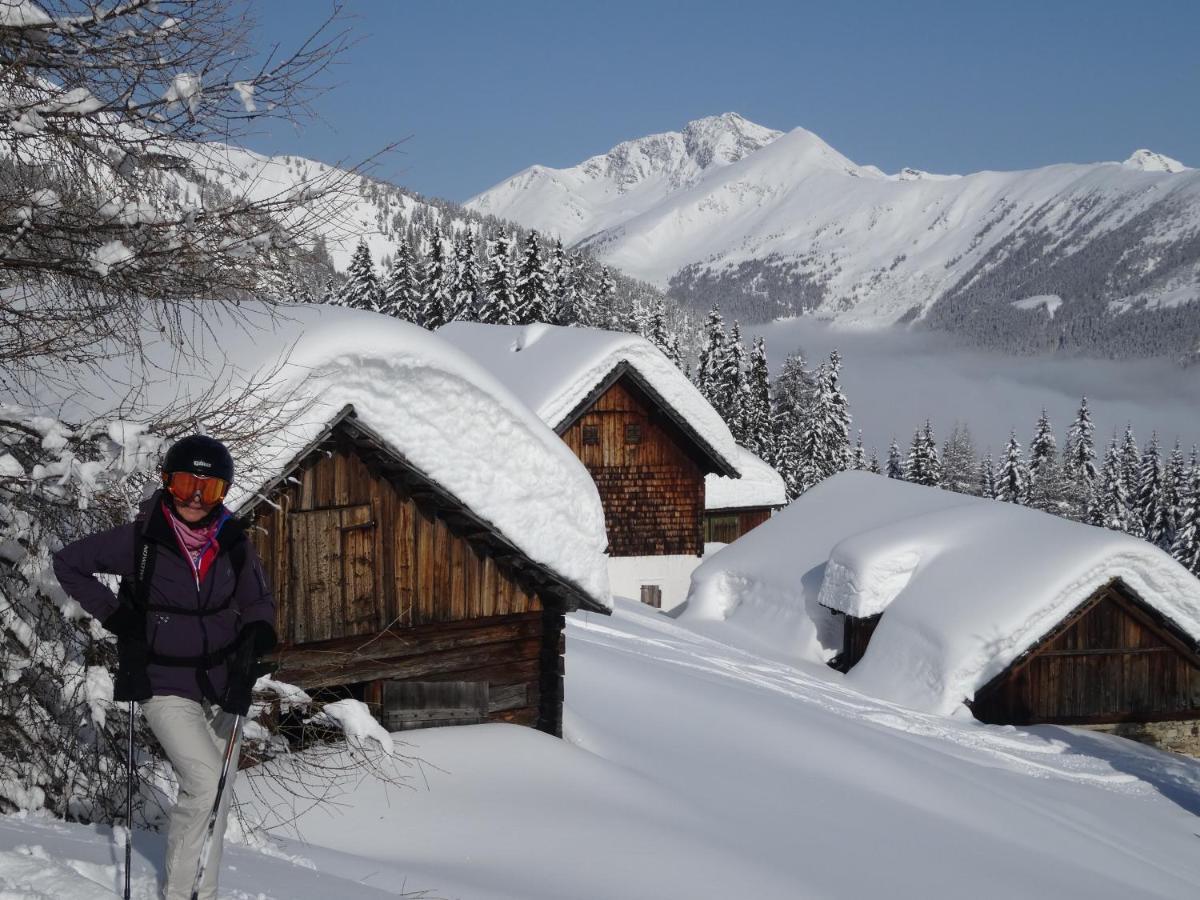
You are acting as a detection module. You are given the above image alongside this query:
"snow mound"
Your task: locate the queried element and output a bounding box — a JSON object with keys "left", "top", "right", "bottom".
{"left": 306, "top": 699, "right": 394, "bottom": 754}
{"left": 689, "top": 471, "right": 1200, "bottom": 716}
{"left": 705, "top": 445, "right": 785, "bottom": 510}
{"left": 1011, "top": 294, "right": 1063, "bottom": 318}
{"left": 439, "top": 321, "right": 739, "bottom": 475}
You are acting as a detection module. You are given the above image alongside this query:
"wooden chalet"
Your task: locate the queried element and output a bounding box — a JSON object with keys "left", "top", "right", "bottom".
{"left": 558, "top": 361, "right": 738, "bottom": 557}
{"left": 703, "top": 446, "right": 787, "bottom": 544}
{"left": 240, "top": 405, "right": 609, "bottom": 737}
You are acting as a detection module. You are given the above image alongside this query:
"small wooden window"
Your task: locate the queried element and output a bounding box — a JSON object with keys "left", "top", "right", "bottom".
{"left": 640, "top": 584, "right": 662, "bottom": 609}
{"left": 381, "top": 681, "right": 489, "bottom": 731}
{"left": 705, "top": 514, "right": 740, "bottom": 544}
{"left": 624, "top": 424, "right": 642, "bottom": 444}
{"left": 582, "top": 425, "right": 600, "bottom": 445}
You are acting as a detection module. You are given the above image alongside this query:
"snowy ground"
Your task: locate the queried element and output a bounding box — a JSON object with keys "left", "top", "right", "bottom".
{"left": 4, "top": 599, "right": 1200, "bottom": 898}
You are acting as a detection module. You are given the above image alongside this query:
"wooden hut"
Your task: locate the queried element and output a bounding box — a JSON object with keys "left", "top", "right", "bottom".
{"left": 440, "top": 323, "right": 740, "bottom": 608}
{"left": 686, "top": 472, "right": 1200, "bottom": 754}
{"left": 239, "top": 406, "right": 609, "bottom": 737}
{"left": 704, "top": 445, "right": 787, "bottom": 544}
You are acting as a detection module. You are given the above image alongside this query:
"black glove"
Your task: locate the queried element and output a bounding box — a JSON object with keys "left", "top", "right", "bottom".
{"left": 241, "top": 620, "right": 278, "bottom": 656}
{"left": 112, "top": 638, "right": 152, "bottom": 702}
{"left": 102, "top": 604, "right": 141, "bottom": 639}
{"left": 221, "top": 622, "right": 277, "bottom": 716}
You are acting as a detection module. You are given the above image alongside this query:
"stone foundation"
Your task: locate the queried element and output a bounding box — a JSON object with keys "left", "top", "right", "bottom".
{"left": 1079, "top": 720, "right": 1200, "bottom": 757}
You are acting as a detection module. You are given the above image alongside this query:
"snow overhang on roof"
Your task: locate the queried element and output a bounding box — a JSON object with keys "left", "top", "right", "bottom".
{"left": 438, "top": 322, "right": 741, "bottom": 478}
{"left": 705, "top": 445, "right": 786, "bottom": 511}
{"left": 687, "top": 471, "right": 1200, "bottom": 716}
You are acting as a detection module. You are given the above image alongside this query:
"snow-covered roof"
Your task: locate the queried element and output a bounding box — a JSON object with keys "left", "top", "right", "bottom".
{"left": 439, "top": 322, "right": 739, "bottom": 477}
{"left": 27, "top": 304, "right": 612, "bottom": 611}
{"left": 705, "top": 446, "right": 786, "bottom": 511}
{"left": 686, "top": 471, "right": 1200, "bottom": 716}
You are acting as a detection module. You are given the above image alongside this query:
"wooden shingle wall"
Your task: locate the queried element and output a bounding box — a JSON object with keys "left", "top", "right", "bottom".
{"left": 560, "top": 376, "right": 705, "bottom": 556}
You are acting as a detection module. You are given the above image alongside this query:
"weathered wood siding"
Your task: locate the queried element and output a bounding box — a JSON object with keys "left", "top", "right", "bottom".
{"left": 834, "top": 612, "right": 882, "bottom": 673}
{"left": 704, "top": 507, "right": 774, "bottom": 544}
{"left": 249, "top": 433, "right": 565, "bottom": 734}
{"left": 560, "top": 376, "right": 705, "bottom": 557}
{"left": 971, "top": 584, "right": 1200, "bottom": 725}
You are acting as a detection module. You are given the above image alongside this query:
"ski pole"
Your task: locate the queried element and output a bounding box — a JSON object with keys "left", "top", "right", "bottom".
{"left": 189, "top": 713, "right": 241, "bottom": 900}
{"left": 124, "top": 699, "right": 134, "bottom": 900}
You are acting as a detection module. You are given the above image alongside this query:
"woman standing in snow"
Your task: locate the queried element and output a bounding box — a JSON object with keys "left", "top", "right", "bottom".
{"left": 53, "top": 435, "right": 277, "bottom": 900}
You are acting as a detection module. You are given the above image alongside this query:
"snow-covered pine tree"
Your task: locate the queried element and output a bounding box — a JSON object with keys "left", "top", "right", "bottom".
{"left": 906, "top": 421, "right": 941, "bottom": 487}
{"left": 978, "top": 452, "right": 998, "bottom": 499}
{"left": 1135, "top": 433, "right": 1167, "bottom": 547}
{"left": 1029, "top": 409, "right": 1057, "bottom": 484}
{"left": 743, "top": 337, "right": 774, "bottom": 461}
{"left": 337, "top": 238, "right": 382, "bottom": 311}
{"left": 941, "top": 423, "right": 978, "bottom": 495}
{"left": 887, "top": 439, "right": 905, "bottom": 480}
{"left": 594, "top": 267, "right": 618, "bottom": 329}
{"left": 320, "top": 277, "right": 336, "bottom": 305}
{"left": 450, "top": 228, "right": 480, "bottom": 321}
{"left": 868, "top": 449, "right": 881, "bottom": 475}
{"left": 379, "top": 234, "right": 421, "bottom": 322}
{"left": 717, "top": 322, "right": 747, "bottom": 438}
{"left": 695, "top": 307, "right": 727, "bottom": 409}
{"left": 514, "top": 231, "right": 552, "bottom": 324}
{"left": 419, "top": 230, "right": 454, "bottom": 329}
{"left": 1063, "top": 396, "right": 1098, "bottom": 489}
{"left": 1169, "top": 447, "right": 1200, "bottom": 575}
{"left": 996, "top": 431, "right": 1029, "bottom": 504}
{"left": 549, "top": 239, "right": 577, "bottom": 325}
{"left": 646, "top": 298, "right": 674, "bottom": 360}
{"left": 1119, "top": 424, "right": 1141, "bottom": 507}
{"left": 851, "top": 432, "right": 867, "bottom": 470}
{"left": 1163, "top": 440, "right": 1187, "bottom": 550}
{"left": 479, "top": 232, "right": 519, "bottom": 325}
{"left": 1090, "top": 438, "right": 1130, "bottom": 532}
{"left": 819, "top": 350, "right": 852, "bottom": 475}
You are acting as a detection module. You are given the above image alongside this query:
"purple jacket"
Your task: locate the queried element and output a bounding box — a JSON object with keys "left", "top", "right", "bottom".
{"left": 52, "top": 492, "right": 276, "bottom": 702}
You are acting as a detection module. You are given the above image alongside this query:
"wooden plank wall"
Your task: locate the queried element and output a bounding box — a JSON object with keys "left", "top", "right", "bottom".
{"left": 971, "top": 586, "right": 1200, "bottom": 725}
{"left": 560, "top": 377, "right": 705, "bottom": 557}
{"left": 250, "top": 438, "right": 543, "bottom": 647}
{"left": 704, "top": 507, "right": 773, "bottom": 544}
{"left": 840, "top": 613, "right": 882, "bottom": 673}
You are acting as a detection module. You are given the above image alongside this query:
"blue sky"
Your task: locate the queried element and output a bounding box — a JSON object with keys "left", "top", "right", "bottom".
{"left": 246, "top": 0, "right": 1200, "bottom": 203}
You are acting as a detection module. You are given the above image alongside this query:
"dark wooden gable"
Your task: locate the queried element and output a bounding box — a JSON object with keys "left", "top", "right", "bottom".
{"left": 970, "top": 580, "right": 1200, "bottom": 726}
{"left": 560, "top": 373, "right": 707, "bottom": 557}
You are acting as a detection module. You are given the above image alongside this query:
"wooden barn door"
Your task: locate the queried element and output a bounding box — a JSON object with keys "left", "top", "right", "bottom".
{"left": 289, "top": 504, "right": 376, "bottom": 643}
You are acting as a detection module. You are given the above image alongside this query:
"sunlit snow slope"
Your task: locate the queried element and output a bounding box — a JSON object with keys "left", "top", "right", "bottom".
{"left": 4, "top": 600, "right": 1200, "bottom": 899}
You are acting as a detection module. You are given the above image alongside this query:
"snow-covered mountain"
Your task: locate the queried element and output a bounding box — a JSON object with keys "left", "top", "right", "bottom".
{"left": 467, "top": 114, "right": 1200, "bottom": 358}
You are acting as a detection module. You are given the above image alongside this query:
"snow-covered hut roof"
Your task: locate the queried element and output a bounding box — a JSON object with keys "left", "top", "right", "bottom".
{"left": 438, "top": 322, "right": 740, "bottom": 477}
{"left": 706, "top": 446, "right": 786, "bottom": 511}
{"left": 686, "top": 471, "right": 1200, "bottom": 716}
{"left": 32, "top": 304, "right": 612, "bottom": 612}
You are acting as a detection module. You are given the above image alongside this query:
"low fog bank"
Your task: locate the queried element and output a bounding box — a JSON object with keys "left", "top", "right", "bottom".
{"left": 760, "top": 318, "right": 1200, "bottom": 458}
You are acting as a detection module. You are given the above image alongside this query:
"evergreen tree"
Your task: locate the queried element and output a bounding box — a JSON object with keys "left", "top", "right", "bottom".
{"left": 1163, "top": 439, "right": 1187, "bottom": 549}
{"left": 978, "top": 452, "right": 998, "bottom": 499}
{"left": 717, "top": 321, "right": 747, "bottom": 436}
{"left": 479, "top": 232, "right": 519, "bottom": 325}
{"left": 996, "top": 431, "right": 1029, "bottom": 505}
{"left": 514, "top": 231, "right": 552, "bottom": 323}
{"left": 449, "top": 229, "right": 480, "bottom": 321}
{"left": 320, "top": 277, "right": 335, "bottom": 305}
{"left": 818, "top": 350, "right": 852, "bottom": 474}
{"left": 379, "top": 234, "right": 421, "bottom": 321}
{"left": 1136, "top": 433, "right": 1167, "bottom": 546}
{"left": 941, "top": 423, "right": 978, "bottom": 494}
{"left": 851, "top": 432, "right": 867, "bottom": 470}
{"left": 743, "top": 337, "right": 773, "bottom": 461}
{"left": 1119, "top": 424, "right": 1141, "bottom": 505}
{"left": 548, "top": 239, "right": 576, "bottom": 325}
{"left": 571, "top": 257, "right": 600, "bottom": 327}
{"left": 868, "top": 449, "right": 881, "bottom": 475}
{"left": 595, "top": 268, "right": 618, "bottom": 329}
{"left": 1169, "top": 448, "right": 1200, "bottom": 576}
{"left": 695, "top": 306, "right": 727, "bottom": 407}
{"left": 419, "top": 230, "right": 453, "bottom": 329}
{"left": 1090, "top": 438, "right": 1130, "bottom": 532}
{"left": 1028, "top": 452, "right": 1070, "bottom": 516}
{"left": 887, "top": 439, "right": 905, "bottom": 480}
{"left": 337, "top": 238, "right": 381, "bottom": 311}
{"left": 1028, "top": 409, "right": 1057, "bottom": 484}
{"left": 906, "top": 421, "right": 941, "bottom": 487}
{"left": 1063, "top": 396, "right": 1098, "bottom": 488}
{"left": 645, "top": 298, "right": 674, "bottom": 359}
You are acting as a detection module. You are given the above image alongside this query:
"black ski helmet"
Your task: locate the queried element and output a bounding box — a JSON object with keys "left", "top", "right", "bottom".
{"left": 162, "top": 434, "right": 234, "bottom": 483}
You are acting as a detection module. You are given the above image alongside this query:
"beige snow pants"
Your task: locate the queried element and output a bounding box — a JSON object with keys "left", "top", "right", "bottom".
{"left": 142, "top": 695, "right": 242, "bottom": 900}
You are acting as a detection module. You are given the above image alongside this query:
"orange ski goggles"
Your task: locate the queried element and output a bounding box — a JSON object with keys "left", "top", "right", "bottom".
{"left": 162, "top": 470, "right": 229, "bottom": 506}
